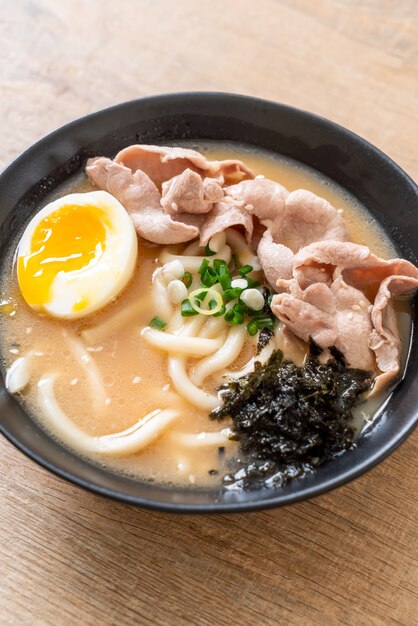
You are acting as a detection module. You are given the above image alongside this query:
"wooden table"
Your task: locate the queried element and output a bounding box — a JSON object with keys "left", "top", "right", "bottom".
{"left": 1, "top": 2, "right": 417, "bottom": 624}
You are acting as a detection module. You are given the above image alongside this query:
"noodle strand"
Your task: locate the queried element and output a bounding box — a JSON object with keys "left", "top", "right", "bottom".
{"left": 190, "top": 325, "right": 246, "bottom": 385}
{"left": 142, "top": 328, "right": 225, "bottom": 356}
{"left": 61, "top": 329, "right": 108, "bottom": 412}
{"left": 37, "top": 375, "right": 178, "bottom": 457}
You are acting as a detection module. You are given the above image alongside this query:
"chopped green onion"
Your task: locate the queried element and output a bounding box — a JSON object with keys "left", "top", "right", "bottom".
{"left": 233, "top": 302, "right": 247, "bottom": 315}
{"left": 213, "top": 259, "right": 231, "bottom": 290}
{"left": 247, "top": 320, "right": 258, "bottom": 336}
{"left": 219, "top": 270, "right": 231, "bottom": 290}
{"left": 195, "top": 290, "right": 207, "bottom": 302}
{"left": 181, "top": 272, "right": 192, "bottom": 288}
{"left": 249, "top": 309, "right": 268, "bottom": 320}
{"left": 224, "top": 309, "right": 245, "bottom": 325}
{"left": 245, "top": 276, "right": 259, "bottom": 289}
{"left": 204, "top": 242, "right": 216, "bottom": 256}
{"left": 268, "top": 293, "right": 274, "bottom": 304}
{"left": 189, "top": 288, "right": 224, "bottom": 316}
{"left": 213, "top": 259, "right": 226, "bottom": 272}
{"left": 238, "top": 264, "right": 253, "bottom": 276}
{"left": 254, "top": 316, "right": 275, "bottom": 330}
{"left": 223, "top": 287, "right": 243, "bottom": 303}
{"left": 149, "top": 316, "right": 167, "bottom": 330}
{"left": 213, "top": 303, "right": 226, "bottom": 317}
{"left": 181, "top": 299, "right": 199, "bottom": 317}
{"left": 198, "top": 259, "right": 210, "bottom": 275}
{"left": 201, "top": 267, "right": 218, "bottom": 287}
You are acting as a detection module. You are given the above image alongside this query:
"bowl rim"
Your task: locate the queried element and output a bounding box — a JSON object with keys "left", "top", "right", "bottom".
{"left": 0, "top": 91, "right": 417, "bottom": 513}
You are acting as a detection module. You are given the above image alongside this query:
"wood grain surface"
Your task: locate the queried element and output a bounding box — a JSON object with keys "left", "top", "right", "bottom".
{"left": 1, "top": 1, "right": 417, "bottom": 624}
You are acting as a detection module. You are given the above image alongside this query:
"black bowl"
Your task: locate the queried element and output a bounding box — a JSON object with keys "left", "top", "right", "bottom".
{"left": 0, "top": 93, "right": 417, "bottom": 512}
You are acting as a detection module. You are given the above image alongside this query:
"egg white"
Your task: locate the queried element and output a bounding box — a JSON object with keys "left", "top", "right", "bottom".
{"left": 17, "top": 191, "right": 138, "bottom": 319}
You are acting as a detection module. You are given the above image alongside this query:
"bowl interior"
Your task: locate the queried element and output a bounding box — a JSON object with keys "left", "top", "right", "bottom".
{"left": 0, "top": 93, "right": 417, "bottom": 512}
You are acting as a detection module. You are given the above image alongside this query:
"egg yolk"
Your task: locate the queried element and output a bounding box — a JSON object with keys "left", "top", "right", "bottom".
{"left": 18, "top": 204, "right": 109, "bottom": 311}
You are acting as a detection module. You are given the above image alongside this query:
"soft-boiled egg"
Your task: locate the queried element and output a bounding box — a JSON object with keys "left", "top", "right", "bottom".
{"left": 17, "top": 191, "right": 138, "bottom": 319}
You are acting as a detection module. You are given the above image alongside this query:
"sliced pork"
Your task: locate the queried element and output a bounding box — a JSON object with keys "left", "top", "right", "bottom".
{"left": 369, "top": 275, "right": 418, "bottom": 393}
{"left": 226, "top": 178, "right": 288, "bottom": 225}
{"left": 115, "top": 144, "right": 254, "bottom": 188}
{"left": 257, "top": 230, "right": 294, "bottom": 289}
{"left": 226, "top": 183, "right": 348, "bottom": 252}
{"left": 161, "top": 169, "right": 223, "bottom": 215}
{"left": 272, "top": 239, "right": 418, "bottom": 392}
{"left": 271, "top": 277, "right": 375, "bottom": 371}
{"left": 290, "top": 241, "right": 418, "bottom": 291}
{"left": 278, "top": 190, "right": 349, "bottom": 252}
{"left": 200, "top": 200, "right": 253, "bottom": 246}
{"left": 86, "top": 157, "right": 198, "bottom": 244}
{"left": 226, "top": 182, "right": 349, "bottom": 288}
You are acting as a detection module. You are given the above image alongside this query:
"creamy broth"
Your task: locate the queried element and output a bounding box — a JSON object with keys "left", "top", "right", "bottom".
{"left": 0, "top": 143, "right": 407, "bottom": 487}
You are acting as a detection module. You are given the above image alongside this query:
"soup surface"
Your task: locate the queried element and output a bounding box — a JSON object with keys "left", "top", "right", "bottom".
{"left": 0, "top": 142, "right": 407, "bottom": 488}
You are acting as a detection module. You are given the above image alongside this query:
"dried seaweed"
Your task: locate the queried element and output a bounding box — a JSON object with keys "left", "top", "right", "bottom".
{"left": 256, "top": 328, "right": 273, "bottom": 355}
{"left": 210, "top": 344, "right": 373, "bottom": 490}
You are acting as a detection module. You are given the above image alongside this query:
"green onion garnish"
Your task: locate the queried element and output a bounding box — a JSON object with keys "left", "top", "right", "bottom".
{"left": 212, "top": 259, "right": 231, "bottom": 290}
{"left": 201, "top": 267, "right": 218, "bottom": 287}
{"left": 189, "top": 288, "right": 224, "bottom": 316}
{"left": 233, "top": 302, "right": 247, "bottom": 315}
{"left": 204, "top": 242, "right": 216, "bottom": 256}
{"left": 195, "top": 290, "right": 207, "bottom": 302}
{"left": 223, "top": 287, "right": 243, "bottom": 303}
{"left": 224, "top": 309, "right": 245, "bottom": 325}
{"left": 249, "top": 309, "right": 267, "bottom": 320}
{"left": 181, "top": 299, "right": 199, "bottom": 317}
{"left": 218, "top": 269, "right": 231, "bottom": 290}
{"left": 245, "top": 276, "right": 259, "bottom": 289}
{"left": 254, "top": 316, "right": 275, "bottom": 329}
{"left": 213, "top": 259, "right": 226, "bottom": 272}
{"left": 213, "top": 303, "right": 226, "bottom": 317}
{"left": 149, "top": 316, "right": 167, "bottom": 330}
{"left": 198, "top": 259, "right": 210, "bottom": 275}
{"left": 247, "top": 320, "right": 258, "bottom": 336}
{"left": 181, "top": 272, "right": 192, "bottom": 288}
{"left": 209, "top": 298, "right": 226, "bottom": 318}
{"left": 238, "top": 264, "right": 253, "bottom": 276}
